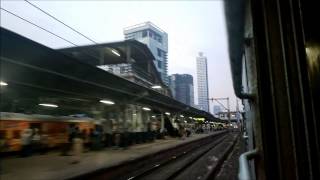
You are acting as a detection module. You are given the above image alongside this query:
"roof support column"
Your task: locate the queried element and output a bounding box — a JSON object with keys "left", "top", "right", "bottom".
{"left": 160, "top": 113, "right": 165, "bottom": 133}
{"left": 126, "top": 42, "right": 131, "bottom": 63}
{"left": 99, "top": 50, "right": 104, "bottom": 65}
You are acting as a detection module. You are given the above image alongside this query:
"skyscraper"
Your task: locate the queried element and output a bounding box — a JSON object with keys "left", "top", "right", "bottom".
{"left": 169, "top": 74, "right": 194, "bottom": 106}
{"left": 124, "top": 22, "right": 169, "bottom": 85}
{"left": 196, "top": 52, "right": 209, "bottom": 112}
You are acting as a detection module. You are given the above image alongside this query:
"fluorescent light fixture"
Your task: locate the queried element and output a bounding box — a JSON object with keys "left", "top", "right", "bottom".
{"left": 99, "top": 100, "right": 115, "bottom": 105}
{"left": 189, "top": 117, "right": 193, "bottom": 119}
{"left": 184, "top": 121, "right": 187, "bottom": 123}
{"left": 39, "top": 103, "right": 58, "bottom": 108}
{"left": 151, "top": 85, "right": 162, "bottom": 89}
{"left": 142, "top": 107, "right": 151, "bottom": 111}
{"left": 151, "top": 115, "right": 156, "bottom": 118}
{"left": 111, "top": 49, "right": 121, "bottom": 57}
{"left": 0, "top": 81, "right": 8, "bottom": 86}
{"left": 165, "top": 112, "right": 171, "bottom": 115}
{"left": 180, "top": 115, "right": 184, "bottom": 118}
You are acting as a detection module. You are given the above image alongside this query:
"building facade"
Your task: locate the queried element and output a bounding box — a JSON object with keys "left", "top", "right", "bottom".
{"left": 124, "top": 22, "right": 169, "bottom": 85}
{"left": 169, "top": 74, "right": 194, "bottom": 106}
{"left": 196, "top": 52, "right": 210, "bottom": 112}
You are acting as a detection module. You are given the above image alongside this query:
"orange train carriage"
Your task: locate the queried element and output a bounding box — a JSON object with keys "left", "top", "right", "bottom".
{"left": 0, "top": 112, "right": 95, "bottom": 153}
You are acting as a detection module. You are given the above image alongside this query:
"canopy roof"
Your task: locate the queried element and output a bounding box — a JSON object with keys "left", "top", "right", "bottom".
{"left": 1, "top": 27, "right": 219, "bottom": 121}
{"left": 59, "top": 40, "right": 155, "bottom": 65}
{"left": 59, "top": 40, "right": 165, "bottom": 87}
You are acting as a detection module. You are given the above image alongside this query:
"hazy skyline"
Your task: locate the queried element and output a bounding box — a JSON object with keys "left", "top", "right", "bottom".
{"left": 0, "top": 0, "right": 239, "bottom": 112}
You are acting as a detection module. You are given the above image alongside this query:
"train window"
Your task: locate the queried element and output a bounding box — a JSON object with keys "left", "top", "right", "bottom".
{"left": 13, "top": 130, "right": 21, "bottom": 139}
{"left": 30, "top": 123, "right": 41, "bottom": 130}
{"left": 0, "top": 130, "right": 7, "bottom": 139}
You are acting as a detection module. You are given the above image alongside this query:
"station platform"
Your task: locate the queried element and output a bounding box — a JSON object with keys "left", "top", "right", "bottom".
{"left": 0, "top": 132, "right": 220, "bottom": 180}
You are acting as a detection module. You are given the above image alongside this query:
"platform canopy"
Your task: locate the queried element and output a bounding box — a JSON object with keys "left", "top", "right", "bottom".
{"left": 59, "top": 39, "right": 165, "bottom": 89}
{"left": 59, "top": 40, "right": 155, "bottom": 65}
{"left": 0, "top": 27, "right": 220, "bottom": 121}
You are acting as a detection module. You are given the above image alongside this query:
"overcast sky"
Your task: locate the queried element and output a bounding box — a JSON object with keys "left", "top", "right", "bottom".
{"left": 0, "top": 0, "right": 239, "bottom": 112}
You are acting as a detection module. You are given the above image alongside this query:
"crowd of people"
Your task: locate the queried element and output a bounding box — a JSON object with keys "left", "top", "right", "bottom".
{"left": 8, "top": 119, "right": 220, "bottom": 164}
{"left": 15, "top": 123, "right": 162, "bottom": 163}
{"left": 20, "top": 128, "right": 48, "bottom": 157}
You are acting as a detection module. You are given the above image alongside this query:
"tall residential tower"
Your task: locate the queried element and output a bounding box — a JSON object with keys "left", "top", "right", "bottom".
{"left": 196, "top": 52, "right": 209, "bottom": 112}
{"left": 124, "top": 22, "right": 169, "bottom": 85}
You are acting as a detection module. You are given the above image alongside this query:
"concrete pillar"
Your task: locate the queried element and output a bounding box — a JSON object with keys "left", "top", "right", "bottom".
{"left": 126, "top": 43, "right": 131, "bottom": 63}
{"left": 160, "top": 113, "right": 165, "bottom": 133}
{"left": 135, "top": 106, "right": 143, "bottom": 132}
{"left": 141, "top": 109, "right": 150, "bottom": 132}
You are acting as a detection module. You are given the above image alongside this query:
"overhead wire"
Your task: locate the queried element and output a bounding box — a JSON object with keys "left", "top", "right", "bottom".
{"left": 1, "top": 8, "right": 78, "bottom": 47}
{"left": 0, "top": 7, "right": 103, "bottom": 63}
{"left": 24, "top": 0, "right": 98, "bottom": 44}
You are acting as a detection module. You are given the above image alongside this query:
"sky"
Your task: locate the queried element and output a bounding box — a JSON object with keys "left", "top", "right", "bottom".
{"left": 0, "top": 0, "right": 239, "bottom": 112}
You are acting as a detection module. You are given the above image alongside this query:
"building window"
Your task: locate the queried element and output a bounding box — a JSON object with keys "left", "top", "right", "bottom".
{"left": 142, "top": 30, "right": 147, "bottom": 37}
{"left": 158, "top": 61, "right": 162, "bottom": 69}
{"left": 157, "top": 48, "right": 162, "bottom": 57}
{"left": 155, "top": 34, "right": 162, "bottom": 43}
{"left": 158, "top": 36, "right": 163, "bottom": 43}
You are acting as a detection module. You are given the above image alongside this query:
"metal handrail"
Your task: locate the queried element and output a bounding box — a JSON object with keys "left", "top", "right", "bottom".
{"left": 238, "top": 149, "right": 258, "bottom": 180}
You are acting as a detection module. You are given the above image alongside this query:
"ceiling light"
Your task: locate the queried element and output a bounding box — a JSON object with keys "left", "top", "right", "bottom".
{"left": 180, "top": 115, "right": 184, "bottom": 118}
{"left": 99, "top": 100, "right": 115, "bottom": 105}
{"left": 142, "top": 107, "right": 151, "bottom": 111}
{"left": 151, "top": 85, "right": 162, "bottom": 89}
{"left": 0, "top": 81, "right": 8, "bottom": 86}
{"left": 39, "top": 103, "right": 58, "bottom": 108}
{"left": 151, "top": 115, "right": 156, "bottom": 118}
{"left": 165, "top": 112, "right": 171, "bottom": 115}
{"left": 111, "top": 49, "right": 121, "bottom": 57}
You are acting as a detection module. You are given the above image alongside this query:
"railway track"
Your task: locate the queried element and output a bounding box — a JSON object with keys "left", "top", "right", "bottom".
{"left": 125, "top": 132, "right": 239, "bottom": 180}
{"left": 70, "top": 131, "right": 238, "bottom": 180}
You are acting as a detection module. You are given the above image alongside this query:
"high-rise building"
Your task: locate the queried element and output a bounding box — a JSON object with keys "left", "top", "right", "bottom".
{"left": 196, "top": 52, "right": 210, "bottom": 112}
{"left": 169, "top": 74, "right": 194, "bottom": 106}
{"left": 213, "top": 105, "right": 222, "bottom": 115}
{"left": 124, "top": 22, "right": 169, "bottom": 85}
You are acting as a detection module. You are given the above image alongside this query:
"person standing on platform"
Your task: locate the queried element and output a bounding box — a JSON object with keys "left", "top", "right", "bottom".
{"left": 70, "top": 126, "right": 83, "bottom": 164}
{"left": 20, "top": 128, "right": 33, "bottom": 157}
{"left": 178, "top": 123, "right": 186, "bottom": 140}
{"left": 40, "top": 131, "right": 49, "bottom": 154}
{"left": 103, "top": 119, "right": 113, "bottom": 147}
{"left": 31, "top": 128, "right": 41, "bottom": 154}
